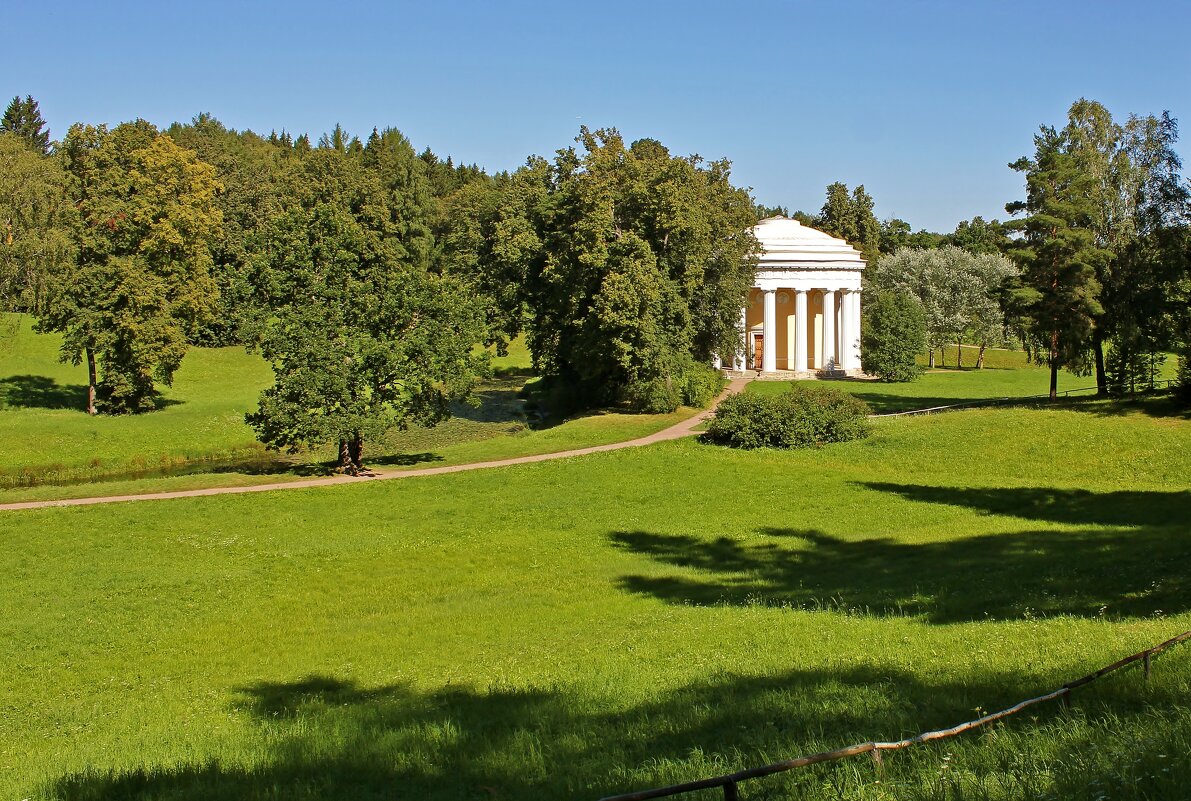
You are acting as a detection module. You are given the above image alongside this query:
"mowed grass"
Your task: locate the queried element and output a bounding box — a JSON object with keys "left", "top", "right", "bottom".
{"left": 0, "top": 318, "right": 693, "bottom": 501}
{"left": 752, "top": 347, "right": 1113, "bottom": 413}
{"left": 0, "top": 314, "right": 275, "bottom": 479}
{"left": 2, "top": 395, "right": 1189, "bottom": 800}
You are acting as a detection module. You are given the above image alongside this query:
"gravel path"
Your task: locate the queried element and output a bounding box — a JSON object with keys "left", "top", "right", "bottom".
{"left": 0, "top": 378, "right": 748, "bottom": 512}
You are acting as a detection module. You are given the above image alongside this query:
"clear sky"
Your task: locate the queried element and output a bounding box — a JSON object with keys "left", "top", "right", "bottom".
{"left": 5, "top": 0, "right": 1189, "bottom": 232}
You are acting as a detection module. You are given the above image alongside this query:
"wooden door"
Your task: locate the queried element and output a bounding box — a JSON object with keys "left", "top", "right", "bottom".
{"left": 752, "top": 333, "right": 764, "bottom": 370}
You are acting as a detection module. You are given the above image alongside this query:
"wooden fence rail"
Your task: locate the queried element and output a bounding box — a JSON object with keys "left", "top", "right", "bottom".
{"left": 597, "top": 629, "right": 1191, "bottom": 801}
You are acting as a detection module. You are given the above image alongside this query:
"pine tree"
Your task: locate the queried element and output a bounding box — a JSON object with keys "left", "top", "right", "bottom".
{"left": 0, "top": 95, "right": 50, "bottom": 154}
{"left": 816, "top": 182, "right": 880, "bottom": 264}
{"left": 850, "top": 185, "right": 881, "bottom": 264}
{"left": 818, "top": 182, "right": 858, "bottom": 243}
{"left": 1006, "top": 126, "right": 1109, "bottom": 399}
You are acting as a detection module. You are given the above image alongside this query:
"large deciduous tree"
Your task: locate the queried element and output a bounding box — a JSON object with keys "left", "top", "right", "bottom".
{"left": 246, "top": 148, "right": 485, "bottom": 475}
{"left": 438, "top": 163, "right": 546, "bottom": 354}
{"left": 868, "top": 246, "right": 1017, "bottom": 368}
{"left": 0, "top": 133, "right": 76, "bottom": 314}
{"left": 525, "top": 129, "right": 758, "bottom": 412}
{"left": 39, "top": 121, "right": 222, "bottom": 414}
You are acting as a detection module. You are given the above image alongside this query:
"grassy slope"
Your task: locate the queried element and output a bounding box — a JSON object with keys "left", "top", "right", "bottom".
{"left": 3, "top": 397, "right": 1189, "bottom": 800}
{"left": 0, "top": 318, "right": 692, "bottom": 501}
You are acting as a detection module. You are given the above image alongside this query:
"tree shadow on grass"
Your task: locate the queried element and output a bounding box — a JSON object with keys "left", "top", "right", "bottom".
{"left": 850, "top": 392, "right": 1018, "bottom": 414}
{"left": 451, "top": 381, "right": 529, "bottom": 425}
{"left": 0, "top": 374, "right": 185, "bottom": 413}
{"left": 366, "top": 452, "right": 444, "bottom": 467}
{"left": 44, "top": 657, "right": 1191, "bottom": 801}
{"left": 610, "top": 486, "right": 1191, "bottom": 623}
{"left": 1064, "top": 393, "right": 1191, "bottom": 421}
{"left": 0, "top": 374, "right": 91, "bottom": 410}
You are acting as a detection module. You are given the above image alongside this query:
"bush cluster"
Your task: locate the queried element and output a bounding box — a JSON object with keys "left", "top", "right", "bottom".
{"left": 861, "top": 290, "right": 926, "bottom": 383}
{"left": 705, "top": 384, "right": 871, "bottom": 449}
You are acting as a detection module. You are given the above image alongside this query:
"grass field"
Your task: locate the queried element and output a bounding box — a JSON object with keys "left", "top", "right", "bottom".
{"left": 0, "top": 318, "right": 692, "bottom": 502}
{"left": 750, "top": 346, "right": 1178, "bottom": 414}
{"left": 3, "top": 389, "right": 1189, "bottom": 800}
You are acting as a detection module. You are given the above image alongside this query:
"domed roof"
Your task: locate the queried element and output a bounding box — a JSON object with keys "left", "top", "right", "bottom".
{"left": 751, "top": 216, "right": 866, "bottom": 269}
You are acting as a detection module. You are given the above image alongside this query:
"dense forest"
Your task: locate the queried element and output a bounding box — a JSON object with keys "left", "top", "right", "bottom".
{"left": 2, "top": 94, "right": 1189, "bottom": 467}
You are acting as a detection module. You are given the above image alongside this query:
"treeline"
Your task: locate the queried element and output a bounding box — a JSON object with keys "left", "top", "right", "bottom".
{"left": 787, "top": 100, "right": 1191, "bottom": 398}
{"left": 0, "top": 98, "right": 759, "bottom": 470}
{"left": 2, "top": 92, "right": 1189, "bottom": 469}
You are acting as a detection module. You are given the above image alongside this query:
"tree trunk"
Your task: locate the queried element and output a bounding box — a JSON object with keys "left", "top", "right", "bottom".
{"left": 1049, "top": 330, "right": 1060, "bottom": 401}
{"left": 86, "top": 347, "right": 97, "bottom": 416}
{"left": 349, "top": 436, "right": 363, "bottom": 473}
{"left": 940, "top": 347, "right": 946, "bottom": 368}
{"left": 1093, "top": 329, "right": 1108, "bottom": 396}
{"left": 339, "top": 439, "right": 356, "bottom": 476}
{"left": 956, "top": 338, "right": 963, "bottom": 369}
{"left": 977, "top": 342, "right": 987, "bottom": 369}
{"left": 928, "top": 348, "right": 935, "bottom": 368}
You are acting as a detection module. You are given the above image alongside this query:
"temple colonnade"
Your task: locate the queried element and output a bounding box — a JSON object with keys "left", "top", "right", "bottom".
{"left": 733, "top": 286, "right": 861, "bottom": 373}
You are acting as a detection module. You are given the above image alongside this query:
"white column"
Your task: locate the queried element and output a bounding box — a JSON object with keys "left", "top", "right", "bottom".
{"left": 762, "top": 289, "right": 776, "bottom": 373}
{"left": 735, "top": 305, "right": 747, "bottom": 372}
{"left": 794, "top": 289, "right": 808, "bottom": 373}
{"left": 821, "top": 289, "right": 836, "bottom": 370}
{"left": 838, "top": 290, "right": 851, "bottom": 370}
{"left": 852, "top": 290, "right": 863, "bottom": 371}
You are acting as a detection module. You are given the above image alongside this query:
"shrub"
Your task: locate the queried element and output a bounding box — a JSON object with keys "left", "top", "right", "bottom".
{"left": 705, "top": 384, "right": 871, "bottom": 449}
{"left": 623, "top": 357, "right": 727, "bottom": 413}
{"left": 679, "top": 362, "right": 727, "bottom": 408}
{"left": 861, "top": 290, "right": 926, "bottom": 382}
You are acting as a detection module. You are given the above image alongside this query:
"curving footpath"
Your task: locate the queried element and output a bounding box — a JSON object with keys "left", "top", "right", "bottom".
{"left": 0, "top": 378, "right": 749, "bottom": 512}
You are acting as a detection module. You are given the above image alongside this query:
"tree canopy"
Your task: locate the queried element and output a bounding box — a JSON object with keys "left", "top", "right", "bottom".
{"left": 817, "top": 182, "right": 881, "bottom": 264}
{"left": 530, "top": 129, "right": 758, "bottom": 412}
{"left": 869, "top": 246, "right": 1017, "bottom": 368}
{"left": 1006, "top": 98, "right": 1190, "bottom": 397}
{"left": 38, "top": 120, "right": 222, "bottom": 413}
{"left": 246, "top": 147, "right": 486, "bottom": 473}
{"left": 0, "top": 133, "right": 75, "bottom": 314}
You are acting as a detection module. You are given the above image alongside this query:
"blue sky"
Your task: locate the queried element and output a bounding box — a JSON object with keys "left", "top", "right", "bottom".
{"left": 5, "top": 0, "right": 1189, "bottom": 232}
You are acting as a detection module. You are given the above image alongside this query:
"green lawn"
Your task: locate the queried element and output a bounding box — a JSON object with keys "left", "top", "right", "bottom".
{"left": 0, "top": 314, "right": 275, "bottom": 480}
{"left": 750, "top": 348, "right": 1124, "bottom": 413}
{"left": 3, "top": 395, "right": 1189, "bottom": 800}
{"left": 0, "top": 318, "right": 693, "bottom": 501}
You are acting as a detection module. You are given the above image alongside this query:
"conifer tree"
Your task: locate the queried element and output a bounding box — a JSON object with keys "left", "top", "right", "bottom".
{"left": 1006, "top": 126, "right": 1109, "bottom": 399}
{"left": 0, "top": 95, "right": 50, "bottom": 154}
{"left": 816, "top": 182, "right": 880, "bottom": 264}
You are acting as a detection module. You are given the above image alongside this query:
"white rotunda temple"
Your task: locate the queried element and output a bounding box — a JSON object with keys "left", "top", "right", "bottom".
{"left": 724, "top": 217, "right": 866, "bottom": 376}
